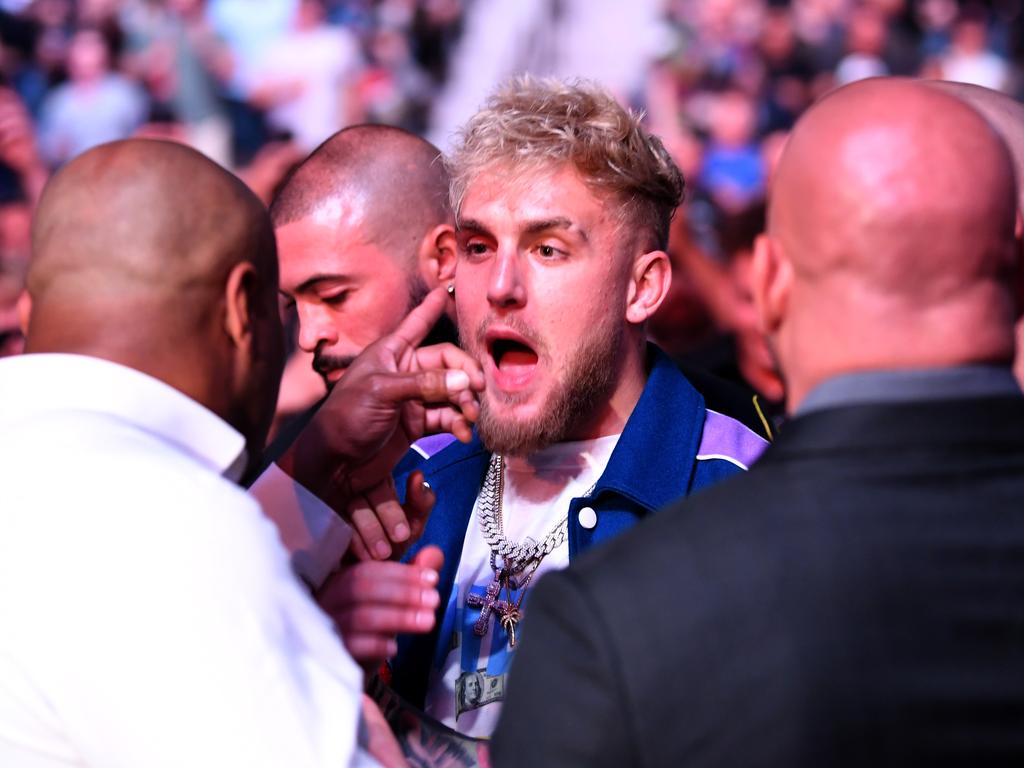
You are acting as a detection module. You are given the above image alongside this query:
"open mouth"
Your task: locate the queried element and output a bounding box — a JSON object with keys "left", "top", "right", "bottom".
{"left": 485, "top": 331, "right": 540, "bottom": 390}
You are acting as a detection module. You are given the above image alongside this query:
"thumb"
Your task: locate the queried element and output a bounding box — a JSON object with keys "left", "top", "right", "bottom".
{"left": 370, "top": 369, "right": 472, "bottom": 406}
{"left": 413, "top": 544, "right": 444, "bottom": 573}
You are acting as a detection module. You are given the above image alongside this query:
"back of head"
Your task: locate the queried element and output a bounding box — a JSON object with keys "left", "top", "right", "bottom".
{"left": 27, "top": 138, "right": 283, "bottom": 453}
{"left": 447, "top": 76, "right": 684, "bottom": 252}
{"left": 926, "top": 81, "right": 1024, "bottom": 214}
{"left": 270, "top": 124, "right": 451, "bottom": 261}
{"left": 763, "top": 78, "right": 1019, "bottom": 408}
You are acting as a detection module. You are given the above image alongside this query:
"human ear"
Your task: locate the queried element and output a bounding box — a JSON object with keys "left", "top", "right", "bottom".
{"left": 750, "top": 233, "right": 792, "bottom": 335}
{"left": 625, "top": 250, "right": 671, "bottom": 325}
{"left": 16, "top": 290, "right": 31, "bottom": 336}
{"left": 419, "top": 224, "right": 458, "bottom": 285}
{"left": 224, "top": 261, "right": 258, "bottom": 350}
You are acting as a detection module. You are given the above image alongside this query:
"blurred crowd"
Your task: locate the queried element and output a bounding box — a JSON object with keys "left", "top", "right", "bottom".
{"left": 1, "top": 0, "right": 1022, "bottom": 407}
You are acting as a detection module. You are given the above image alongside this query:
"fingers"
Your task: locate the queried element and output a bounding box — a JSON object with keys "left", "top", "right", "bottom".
{"left": 412, "top": 544, "right": 444, "bottom": 573}
{"left": 420, "top": 404, "right": 477, "bottom": 443}
{"left": 403, "top": 472, "right": 435, "bottom": 544}
{"left": 317, "top": 559, "right": 441, "bottom": 667}
{"left": 385, "top": 286, "right": 451, "bottom": 352}
{"left": 365, "top": 479, "right": 414, "bottom": 551}
{"left": 413, "top": 342, "right": 486, "bottom": 393}
{"left": 346, "top": 474, "right": 437, "bottom": 561}
{"left": 366, "top": 368, "right": 477, "bottom": 408}
{"left": 347, "top": 495, "right": 393, "bottom": 560}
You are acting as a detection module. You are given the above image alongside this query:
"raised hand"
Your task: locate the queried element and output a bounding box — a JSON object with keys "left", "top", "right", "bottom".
{"left": 277, "top": 287, "right": 483, "bottom": 554}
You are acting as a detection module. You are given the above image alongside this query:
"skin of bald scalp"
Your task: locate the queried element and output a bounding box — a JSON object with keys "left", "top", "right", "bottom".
{"left": 751, "top": 78, "right": 1019, "bottom": 413}
{"left": 273, "top": 124, "right": 456, "bottom": 389}
{"left": 924, "top": 80, "right": 1024, "bottom": 385}
{"left": 25, "top": 138, "right": 285, "bottom": 470}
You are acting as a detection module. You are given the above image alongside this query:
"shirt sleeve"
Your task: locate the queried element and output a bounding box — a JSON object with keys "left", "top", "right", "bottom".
{"left": 249, "top": 461, "right": 354, "bottom": 588}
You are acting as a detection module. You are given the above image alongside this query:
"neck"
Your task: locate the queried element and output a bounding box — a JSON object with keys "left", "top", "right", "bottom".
{"left": 570, "top": 336, "right": 648, "bottom": 441}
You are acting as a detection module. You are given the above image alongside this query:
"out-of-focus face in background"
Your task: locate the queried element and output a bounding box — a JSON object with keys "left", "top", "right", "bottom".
{"left": 67, "top": 29, "right": 110, "bottom": 84}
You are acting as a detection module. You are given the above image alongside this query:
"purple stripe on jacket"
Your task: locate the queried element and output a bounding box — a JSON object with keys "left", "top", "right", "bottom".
{"left": 696, "top": 409, "right": 770, "bottom": 470}
{"left": 412, "top": 433, "right": 458, "bottom": 459}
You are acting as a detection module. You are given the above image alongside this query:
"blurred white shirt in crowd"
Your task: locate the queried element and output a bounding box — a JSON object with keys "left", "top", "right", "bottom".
{"left": 0, "top": 353, "right": 376, "bottom": 768}
{"left": 37, "top": 74, "right": 147, "bottom": 166}
{"left": 253, "top": 24, "right": 363, "bottom": 151}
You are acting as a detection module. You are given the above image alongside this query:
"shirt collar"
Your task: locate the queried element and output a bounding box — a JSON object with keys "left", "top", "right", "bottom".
{"left": 0, "top": 353, "right": 248, "bottom": 482}
{"left": 798, "top": 365, "right": 1021, "bottom": 416}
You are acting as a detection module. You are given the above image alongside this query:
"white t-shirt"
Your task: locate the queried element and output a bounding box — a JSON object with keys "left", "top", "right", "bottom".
{"left": 424, "top": 434, "right": 621, "bottom": 737}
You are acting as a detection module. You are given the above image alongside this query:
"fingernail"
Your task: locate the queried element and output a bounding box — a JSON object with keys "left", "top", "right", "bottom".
{"left": 445, "top": 370, "right": 470, "bottom": 391}
{"left": 374, "top": 541, "right": 391, "bottom": 559}
{"left": 386, "top": 640, "right": 398, "bottom": 657}
{"left": 416, "top": 610, "right": 434, "bottom": 628}
{"left": 421, "top": 569, "right": 438, "bottom": 586}
{"left": 422, "top": 589, "right": 440, "bottom": 608}
{"left": 392, "top": 523, "right": 410, "bottom": 541}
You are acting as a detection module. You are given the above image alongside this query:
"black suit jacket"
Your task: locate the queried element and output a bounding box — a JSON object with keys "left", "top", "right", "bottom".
{"left": 492, "top": 396, "right": 1024, "bottom": 768}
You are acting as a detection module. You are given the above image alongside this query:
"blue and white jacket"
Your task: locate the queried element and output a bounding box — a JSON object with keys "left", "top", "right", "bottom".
{"left": 389, "top": 346, "right": 768, "bottom": 706}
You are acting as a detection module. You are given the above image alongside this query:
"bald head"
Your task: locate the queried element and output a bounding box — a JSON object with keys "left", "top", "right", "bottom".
{"left": 760, "top": 78, "right": 1019, "bottom": 410}
{"left": 927, "top": 81, "right": 1024, "bottom": 214}
{"left": 28, "top": 139, "right": 283, "bottom": 456}
{"left": 271, "top": 124, "right": 450, "bottom": 259}
{"left": 31, "top": 139, "right": 276, "bottom": 332}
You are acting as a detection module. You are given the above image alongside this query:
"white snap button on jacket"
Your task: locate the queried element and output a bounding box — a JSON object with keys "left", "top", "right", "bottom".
{"left": 578, "top": 506, "right": 598, "bottom": 529}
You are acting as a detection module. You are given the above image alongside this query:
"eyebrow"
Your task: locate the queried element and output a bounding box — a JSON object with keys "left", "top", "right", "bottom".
{"left": 292, "top": 273, "right": 352, "bottom": 295}
{"left": 458, "top": 216, "right": 588, "bottom": 243}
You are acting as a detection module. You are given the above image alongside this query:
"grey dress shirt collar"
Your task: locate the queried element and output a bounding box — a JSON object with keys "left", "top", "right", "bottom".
{"left": 797, "top": 365, "right": 1021, "bottom": 417}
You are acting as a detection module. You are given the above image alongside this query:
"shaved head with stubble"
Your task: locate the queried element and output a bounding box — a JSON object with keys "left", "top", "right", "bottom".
{"left": 272, "top": 125, "right": 456, "bottom": 387}
{"left": 753, "top": 78, "right": 1020, "bottom": 412}
{"left": 25, "top": 139, "right": 285, "bottom": 465}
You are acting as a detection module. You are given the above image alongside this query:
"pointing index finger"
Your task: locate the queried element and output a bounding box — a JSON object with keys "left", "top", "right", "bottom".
{"left": 386, "top": 286, "right": 451, "bottom": 353}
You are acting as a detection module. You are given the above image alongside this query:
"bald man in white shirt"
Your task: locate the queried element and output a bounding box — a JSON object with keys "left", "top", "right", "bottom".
{"left": 0, "top": 139, "right": 481, "bottom": 768}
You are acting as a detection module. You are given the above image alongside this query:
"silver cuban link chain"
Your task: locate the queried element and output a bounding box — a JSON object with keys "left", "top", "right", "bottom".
{"left": 476, "top": 453, "right": 568, "bottom": 568}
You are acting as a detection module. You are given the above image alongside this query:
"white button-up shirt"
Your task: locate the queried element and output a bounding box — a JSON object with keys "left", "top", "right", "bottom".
{"left": 0, "top": 353, "right": 376, "bottom": 767}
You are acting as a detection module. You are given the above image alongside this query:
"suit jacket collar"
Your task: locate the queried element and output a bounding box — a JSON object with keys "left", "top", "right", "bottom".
{"left": 764, "top": 395, "right": 1024, "bottom": 462}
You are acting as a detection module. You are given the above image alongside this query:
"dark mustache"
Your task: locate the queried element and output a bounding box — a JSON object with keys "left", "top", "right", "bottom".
{"left": 312, "top": 351, "right": 357, "bottom": 376}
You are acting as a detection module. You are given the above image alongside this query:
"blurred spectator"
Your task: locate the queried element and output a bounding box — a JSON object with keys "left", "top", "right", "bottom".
{"left": 937, "top": 5, "right": 1011, "bottom": 92}
{"left": 351, "top": 23, "right": 433, "bottom": 132}
{"left": 699, "top": 89, "right": 765, "bottom": 212}
{"left": 250, "top": 0, "right": 362, "bottom": 151}
{"left": 204, "top": 0, "right": 295, "bottom": 93}
{"left": 37, "top": 27, "right": 147, "bottom": 166}
{"left": 120, "top": 0, "right": 233, "bottom": 166}
{"left": 834, "top": 5, "right": 890, "bottom": 85}
{"left": 757, "top": 5, "right": 816, "bottom": 130}
{"left": 0, "top": 86, "right": 47, "bottom": 206}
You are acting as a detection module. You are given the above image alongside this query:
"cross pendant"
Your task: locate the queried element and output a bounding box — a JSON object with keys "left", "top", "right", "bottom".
{"left": 466, "top": 573, "right": 510, "bottom": 637}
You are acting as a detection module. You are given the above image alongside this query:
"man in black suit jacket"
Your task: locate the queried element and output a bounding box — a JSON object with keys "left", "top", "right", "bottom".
{"left": 491, "top": 78, "right": 1024, "bottom": 767}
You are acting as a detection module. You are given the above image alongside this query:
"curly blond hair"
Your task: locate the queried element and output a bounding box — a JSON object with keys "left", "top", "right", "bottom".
{"left": 447, "top": 76, "right": 684, "bottom": 250}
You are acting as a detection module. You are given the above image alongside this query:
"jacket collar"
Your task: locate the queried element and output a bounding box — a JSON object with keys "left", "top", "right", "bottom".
{"left": 590, "top": 345, "right": 705, "bottom": 511}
